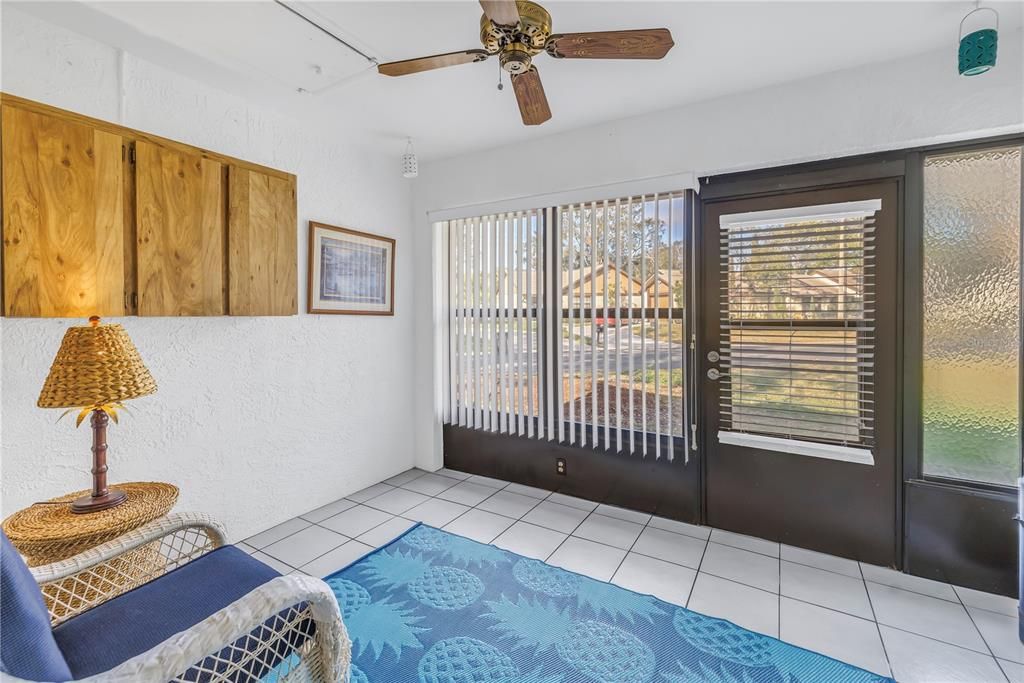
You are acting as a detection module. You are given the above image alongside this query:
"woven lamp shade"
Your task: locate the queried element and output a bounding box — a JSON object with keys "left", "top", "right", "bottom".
{"left": 38, "top": 319, "right": 157, "bottom": 409}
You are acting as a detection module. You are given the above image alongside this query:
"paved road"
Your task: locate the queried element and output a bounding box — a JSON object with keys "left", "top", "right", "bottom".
{"left": 456, "top": 330, "right": 685, "bottom": 376}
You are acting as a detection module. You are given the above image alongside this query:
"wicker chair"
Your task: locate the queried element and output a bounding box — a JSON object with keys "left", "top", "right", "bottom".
{"left": 0, "top": 512, "right": 351, "bottom": 683}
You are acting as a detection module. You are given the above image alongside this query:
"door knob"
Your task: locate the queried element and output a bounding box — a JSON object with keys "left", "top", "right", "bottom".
{"left": 707, "top": 368, "right": 722, "bottom": 380}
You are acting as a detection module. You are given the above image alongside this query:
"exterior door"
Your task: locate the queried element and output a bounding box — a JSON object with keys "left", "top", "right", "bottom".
{"left": 701, "top": 181, "right": 899, "bottom": 566}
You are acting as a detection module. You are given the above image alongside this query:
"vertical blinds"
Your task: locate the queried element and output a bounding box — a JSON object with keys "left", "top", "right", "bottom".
{"left": 557, "top": 194, "right": 687, "bottom": 460}
{"left": 444, "top": 210, "right": 550, "bottom": 439}
{"left": 718, "top": 201, "right": 879, "bottom": 455}
{"left": 440, "top": 191, "right": 691, "bottom": 461}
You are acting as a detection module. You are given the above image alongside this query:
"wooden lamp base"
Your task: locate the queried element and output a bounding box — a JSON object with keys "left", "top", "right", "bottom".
{"left": 71, "top": 409, "right": 129, "bottom": 515}
{"left": 71, "top": 488, "right": 127, "bottom": 514}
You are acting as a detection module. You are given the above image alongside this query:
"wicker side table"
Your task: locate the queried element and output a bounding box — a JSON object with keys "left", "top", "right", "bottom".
{"left": 2, "top": 482, "right": 178, "bottom": 620}
{"left": 2, "top": 481, "right": 179, "bottom": 566}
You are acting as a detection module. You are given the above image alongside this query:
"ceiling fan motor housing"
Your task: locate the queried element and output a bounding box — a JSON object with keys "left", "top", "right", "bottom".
{"left": 480, "top": 0, "right": 553, "bottom": 73}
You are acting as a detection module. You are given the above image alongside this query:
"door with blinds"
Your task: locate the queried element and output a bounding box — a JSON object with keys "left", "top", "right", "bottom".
{"left": 701, "top": 182, "right": 899, "bottom": 566}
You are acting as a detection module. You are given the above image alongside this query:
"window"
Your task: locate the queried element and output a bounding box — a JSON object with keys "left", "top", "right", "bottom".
{"left": 922, "top": 145, "right": 1022, "bottom": 486}
{"left": 440, "top": 191, "right": 691, "bottom": 461}
{"left": 444, "top": 211, "right": 548, "bottom": 438}
{"left": 558, "top": 195, "right": 688, "bottom": 459}
{"left": 717, "top": 201, "right": 879, "bottom": 461}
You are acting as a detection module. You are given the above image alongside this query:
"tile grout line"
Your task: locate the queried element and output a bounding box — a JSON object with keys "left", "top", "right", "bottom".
{"left": 606, "top": 513, "right": 649, "bottom": 585}
{"left": 262, "top": 531, "right": 345, "bottom": 573}
{"left": 278, "top": 470, "right": 497, "bottom": 570}
{"left": 858, "top": 561, "right": 894, "bottom": 678}
{"left": 541, "top": 504, "right": 601, "bottom": 566}
{"left": 952, "top": 583, "right": 1009, "bottom": 682}
{"left": 783, "top": 593, "right": 892, "bottom": 626}
{"left": 679, "top": 538, "right": 709, "bottom": 609}
{"left": 609, "top": 507, "right": 702, "bottom": 606}
{"left": 477, "top": 491, "right": 545, "bottom": 525}
{"left": 777, "top": 549, "right": 782, "bottom": 639}
{"left": 881, "top": 621, "right": 1009, "bottom": 660}
{"left": 255, "top": 519, "right": 352, "bottom": 569}
{"left": 436, "top": 487, "right": 507, "bottom": 541}
{"left": 253, "top": 472, "right": 578, "bottom": 570}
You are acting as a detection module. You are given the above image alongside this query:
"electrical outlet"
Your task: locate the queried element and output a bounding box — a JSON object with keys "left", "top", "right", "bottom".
{"left": 556, "top": 458, "right": 567, "bottom": 476}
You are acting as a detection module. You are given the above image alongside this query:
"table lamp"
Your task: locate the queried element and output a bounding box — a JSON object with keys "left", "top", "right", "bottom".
{"left": 37, "top": 316, "right": 157, "bottom": 514}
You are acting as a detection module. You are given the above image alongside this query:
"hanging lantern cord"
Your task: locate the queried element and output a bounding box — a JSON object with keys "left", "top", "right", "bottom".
{"left": 959, "top": 5, "right": 998, "bottom": 41}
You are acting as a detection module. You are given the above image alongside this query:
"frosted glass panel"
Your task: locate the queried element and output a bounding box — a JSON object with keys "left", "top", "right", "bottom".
{"left": 922, "top": 146, "right": 1022, "bottom": 485}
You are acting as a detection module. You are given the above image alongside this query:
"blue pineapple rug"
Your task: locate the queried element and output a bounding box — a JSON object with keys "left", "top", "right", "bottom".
{"left": 324, "top": 524, "right": 893, "bottom": 683}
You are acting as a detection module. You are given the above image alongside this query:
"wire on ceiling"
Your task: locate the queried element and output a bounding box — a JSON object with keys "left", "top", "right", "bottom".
{"left": 272, "top": 0, "right": 378, "bottom": 65}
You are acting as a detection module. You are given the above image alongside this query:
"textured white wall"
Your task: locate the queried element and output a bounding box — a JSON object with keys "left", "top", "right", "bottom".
{"left": 411, "top": 34, "right": 1024, "bottom": 471}
{"left": 0, "top": 8, "right": 416, "bottom": 539}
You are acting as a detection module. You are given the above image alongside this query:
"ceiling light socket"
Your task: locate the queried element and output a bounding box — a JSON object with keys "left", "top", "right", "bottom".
{"left": 402, "top": 138, "right": 418, "bottom": 179}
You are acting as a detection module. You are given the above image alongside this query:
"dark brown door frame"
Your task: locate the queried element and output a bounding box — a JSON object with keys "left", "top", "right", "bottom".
{"left": 698, "top": 179, "right": 903, "bottom": 567}
{"left": 899, "top": 137, "right": 1023, "bottom": 595}
{"left": 698, "top": 133, "right": 1023, "bottom": 592}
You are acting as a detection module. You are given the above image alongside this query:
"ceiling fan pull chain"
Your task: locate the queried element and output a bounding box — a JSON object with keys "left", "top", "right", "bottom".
{"left": 497, "top": 62, "right": 504, "bottom": 91}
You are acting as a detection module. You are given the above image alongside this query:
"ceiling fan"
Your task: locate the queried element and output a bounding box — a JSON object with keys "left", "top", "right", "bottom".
{"left": 376, "top": 0, "right": 674, "bottom": 126}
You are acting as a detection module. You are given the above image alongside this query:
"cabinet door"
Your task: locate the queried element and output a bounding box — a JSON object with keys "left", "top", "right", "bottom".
{"left": 2, "top": 105, "right": 125, "bottom": 317}
{"left": 227, "top": 166, "right": 297, "bottom": 316}
{"left": 135, "top": 141, "right": 225, "bottom": 316}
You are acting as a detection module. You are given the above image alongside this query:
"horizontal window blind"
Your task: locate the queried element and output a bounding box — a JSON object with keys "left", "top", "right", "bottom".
{"left": 718, "top": 200, "right": 879, "bottom": 454}
{"left": 557, "top": 192, "right": 687, "bottom": 460}
{"left": 444, "top": 210, "right": 549, "bottom": 439}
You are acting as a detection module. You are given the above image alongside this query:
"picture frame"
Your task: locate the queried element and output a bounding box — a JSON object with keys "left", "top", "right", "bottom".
{"left": 307, "top": 221, "right": 395, "bottom": 315}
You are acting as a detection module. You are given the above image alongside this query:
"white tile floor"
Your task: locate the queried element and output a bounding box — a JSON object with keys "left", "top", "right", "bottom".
{"left": 244, "top": 468, "right": 1022, "bottom": 683}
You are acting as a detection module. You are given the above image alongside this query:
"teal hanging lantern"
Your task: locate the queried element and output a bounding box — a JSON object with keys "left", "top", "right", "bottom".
{"left": 958, "top": 6, "right": 998, "bottom": 76}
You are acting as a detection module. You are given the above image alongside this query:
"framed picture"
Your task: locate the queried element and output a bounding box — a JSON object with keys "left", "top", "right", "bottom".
{"left": 308, "top": 222, "right": 395, "bottom": 315}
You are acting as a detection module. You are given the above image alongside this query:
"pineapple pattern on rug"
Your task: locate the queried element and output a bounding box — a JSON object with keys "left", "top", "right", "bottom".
{"left": 326, "top": 524, "right": 893, "bottom": 683}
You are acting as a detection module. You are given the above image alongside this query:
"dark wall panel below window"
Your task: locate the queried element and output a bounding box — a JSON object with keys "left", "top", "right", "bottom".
{"left": 443, "top": 424, "right": 700, "bottom": 523}
{"left": 905, "top": 480, "right": 1017, "bottom": 597}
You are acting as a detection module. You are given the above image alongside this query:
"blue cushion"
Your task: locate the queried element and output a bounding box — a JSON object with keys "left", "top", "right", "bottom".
{"left": 0, "top": 531, "right": 73, "bottom": 682}
{"left": 54, "top": 545, "right": 297, "bottom": 680}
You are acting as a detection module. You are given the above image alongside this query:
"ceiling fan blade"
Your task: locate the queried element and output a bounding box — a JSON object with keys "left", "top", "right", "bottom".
{"left": 479, "top": 0, "right": 520, "bottom": 26}
{"left": 546, "top": 29, "right": 674, "bottom": 59}
{"left": 511, "top": 66, "right": 551, "bottom": 126}
{"left": 378, "top": 49, "right": 489, "bottom": 77}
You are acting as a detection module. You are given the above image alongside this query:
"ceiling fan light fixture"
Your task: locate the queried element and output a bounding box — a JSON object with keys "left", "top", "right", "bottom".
{"left": 958, "top": 5, "right": 998, "bottom": 76}
{"left": 401, "top": 138, "right": 418, "bottom": 179}
{"left": 500, "top": 43, "right": 533, "bottom": 73}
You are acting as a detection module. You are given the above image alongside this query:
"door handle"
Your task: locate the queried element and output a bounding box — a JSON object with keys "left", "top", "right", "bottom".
{"left": 707, "top": 368, "right": 723, "bottom": 381}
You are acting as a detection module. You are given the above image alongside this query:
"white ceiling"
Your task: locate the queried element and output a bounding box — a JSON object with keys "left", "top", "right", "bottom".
{"left": 11, "top": 1, "right": 1023, "bottom": 161}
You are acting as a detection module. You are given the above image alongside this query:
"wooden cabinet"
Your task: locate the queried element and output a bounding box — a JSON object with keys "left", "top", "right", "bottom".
{"left": 1, "top": 95, "right": 297, "bottom": 317}
{"left": 135, "top": 141, "right": 225, "bottom": 316}
{"left": 227, "top": 167, "right": 297, "bottom": 316}
{"left": 2, "top": 105, "right": 126, "bottom": 317}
